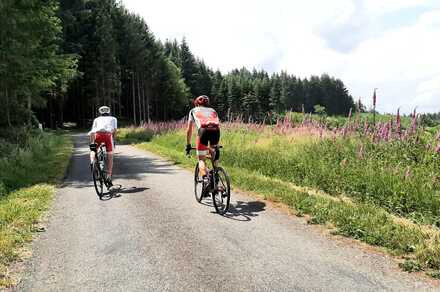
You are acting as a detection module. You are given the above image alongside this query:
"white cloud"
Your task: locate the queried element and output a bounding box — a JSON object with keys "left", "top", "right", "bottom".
{"left": 363, "top": 0, "right": 435, "bottom": 15}
{"left": 340, "top": 9, "right": 440, "bottom": 113}
{"left": 122, "top": 0, "right": 440, "bottom": 113}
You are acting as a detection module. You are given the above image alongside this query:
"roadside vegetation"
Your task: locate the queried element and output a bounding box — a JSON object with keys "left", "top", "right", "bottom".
{"left": 118, "top": 111, "right": 440, "bottom": 277}
{"left": 0, "top": 129, "right": 72, "bottom": 287}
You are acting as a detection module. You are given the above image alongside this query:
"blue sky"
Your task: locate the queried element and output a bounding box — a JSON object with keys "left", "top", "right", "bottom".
{"left": 123, "top": 0, "right": 440, "bottom": 114}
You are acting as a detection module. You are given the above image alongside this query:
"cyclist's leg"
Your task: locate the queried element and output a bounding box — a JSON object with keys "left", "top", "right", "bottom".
{"left": 209, "top": 128, "right": 221, "bottom": 168}
{"left": 198, "top": 155, "right": 207, "bottom": 177}
{"left": 89, "top": 133, "right": 96, "bottom": 164}
{"left": 106, "top": 134, "right": 114, "bottom": 178}
{"left": 89, "top": 150, "right": 96, "bottom": 164}
{"left": 196, "top": 131, "right": 209, "bottom": 177}
{"left": 107, "top": 151, "right": 113, "bottom": 177}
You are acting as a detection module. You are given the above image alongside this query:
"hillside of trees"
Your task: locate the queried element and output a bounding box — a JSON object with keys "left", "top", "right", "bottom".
{"left": 420, "top": 112, "right": 440, "bottom": 127}
{"left": 0, "top": 0, "right": 357, "bottom": 129}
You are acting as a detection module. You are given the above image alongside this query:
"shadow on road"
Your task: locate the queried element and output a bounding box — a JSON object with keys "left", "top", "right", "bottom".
{"left": 63, "top": 135, "right": 176, "bottom": 189}
{"left": 222, "top": 200, "right": 266, "bottom": 222}
{"left": 100, "top": 186, "right": 150, "bottom": 201}
{"left": 200, "top": 198, "right": 266, "bottom": 222}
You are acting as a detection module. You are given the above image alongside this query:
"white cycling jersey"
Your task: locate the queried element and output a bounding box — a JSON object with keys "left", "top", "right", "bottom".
{"left": 88, "top": 116, "right": 117, "bottom": 135}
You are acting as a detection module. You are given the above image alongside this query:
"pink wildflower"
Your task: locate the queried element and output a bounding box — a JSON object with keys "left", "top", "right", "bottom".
{"left": 396, "top": 108, "right": 401, "bottom": 136}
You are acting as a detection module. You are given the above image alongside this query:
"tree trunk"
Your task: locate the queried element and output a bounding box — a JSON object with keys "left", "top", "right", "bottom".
{"left": 154, "top": 92, "right": 159, "bottom": 121}
{"left": 48, "top": 96, "right": 53, "bottom": 129}
{"left": 132, "top": 73, "right": 136, "bottom": 125}
{"left": 163, "top": 104, "right": 167, "bottom": 121}
{"left": 118, "top": 92, "right": 122, "bottom": 117}
{"left": 118, "top": 73, "right": 122, "bottom": 117}
{"left": 141, "top": 77, "right": 146, "bottom": 123}
{"left": 95, "top": 80, "right": 99, "bottom": 111}
{"left": 5, "top": 87, "right": 11, "bottom": 127}
{"left": 28, "top": 95, "right": 32, "bottom": 126}
{"left": 137, "top": 73, "right": 142, "bottom": 125}
{"left": 146, "top": 86, "right": 150, "bottom": 123}
{"left": 140, "top": 75, "right": 145, "bottom": 123}
{"left": 80, "top": 81, "right": 85, "bottom": 127}
{"left": 59, "top": 94, "right": 64, "bottom": 127}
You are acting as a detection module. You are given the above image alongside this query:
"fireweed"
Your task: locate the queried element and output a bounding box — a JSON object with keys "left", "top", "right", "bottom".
{"left": 120, "top": 114, "right": 440, "bottom": 275}
{"left": 125, "top": 111, "right": 440, "bottom": 225}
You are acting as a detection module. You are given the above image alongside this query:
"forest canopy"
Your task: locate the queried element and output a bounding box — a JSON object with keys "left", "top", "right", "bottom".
{"left": 0, "top": 0, "right": 357, "bottom": 128}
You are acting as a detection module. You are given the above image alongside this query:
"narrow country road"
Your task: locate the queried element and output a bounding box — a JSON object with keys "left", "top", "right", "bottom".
{"left": 14, "top": 134, "right": 436, "bottom": 291}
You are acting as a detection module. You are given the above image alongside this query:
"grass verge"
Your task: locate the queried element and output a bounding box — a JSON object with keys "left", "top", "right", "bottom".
{"left": 117, "top": 127, "right": 153, "bottom": 144}
{"left": 136, "top": 135, "right": 440, "bottom": 278}
{"left": 0, "top": 132, "right": 73, "bottom": 287}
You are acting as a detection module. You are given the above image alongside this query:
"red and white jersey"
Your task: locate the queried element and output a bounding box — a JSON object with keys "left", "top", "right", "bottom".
{"left": 188, "top": 107, "right": 219, "bottom": 130}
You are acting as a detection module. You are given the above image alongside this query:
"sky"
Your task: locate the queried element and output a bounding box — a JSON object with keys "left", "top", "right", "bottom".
{"left": 122, "top": 0, "right": 440, "bottom": 114}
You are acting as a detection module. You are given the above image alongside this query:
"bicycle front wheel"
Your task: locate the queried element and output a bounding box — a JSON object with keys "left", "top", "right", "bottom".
{"left": 92, "top": 162, "right": 104, "bottom": 198}
{"left": 212, "top": 167, "right": 231, "bottom": 215}
{"left": 194, "top": 163, "right": 204, "bottom": 202}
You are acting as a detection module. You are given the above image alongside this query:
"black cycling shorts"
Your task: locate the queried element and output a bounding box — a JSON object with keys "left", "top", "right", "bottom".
{"left": 197, "top": 127, "right": 220, "bottom": 147}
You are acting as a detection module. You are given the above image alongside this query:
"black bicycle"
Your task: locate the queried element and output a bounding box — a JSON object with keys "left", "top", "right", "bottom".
{"left": 192, "top": 146, "right": 231, "bottom": 215}
{"left": 90, "top": 143, "right": 112, "bottom": 198}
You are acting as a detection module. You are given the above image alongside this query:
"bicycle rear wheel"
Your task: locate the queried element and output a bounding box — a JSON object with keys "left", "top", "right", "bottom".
{"left": 194, "top": 163, "right": 204, "bottom": 202}
{"left": 212, "top": 167, "right": 231, "bottom": 215}
{"left": 92, "top": 162, "right": 104, "bottom": 198}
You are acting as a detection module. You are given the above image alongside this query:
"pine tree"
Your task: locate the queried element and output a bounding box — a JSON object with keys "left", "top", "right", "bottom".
{"left": 0, "top": 0, "right": 78, "bottom": 127}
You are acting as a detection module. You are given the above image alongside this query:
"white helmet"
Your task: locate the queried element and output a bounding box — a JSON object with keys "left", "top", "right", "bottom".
{"left": 98, "top": 106, "right": 110, "bottom": 115}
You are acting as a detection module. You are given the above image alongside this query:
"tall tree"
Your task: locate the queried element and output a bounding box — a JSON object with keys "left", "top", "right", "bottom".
{"left": 0, "top": 0, "right": 77, "bottom": 127}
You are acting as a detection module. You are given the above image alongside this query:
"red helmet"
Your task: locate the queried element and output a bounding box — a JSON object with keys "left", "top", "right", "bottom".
{"left": 194, "top": 95, "right": 209, "bottom": 106}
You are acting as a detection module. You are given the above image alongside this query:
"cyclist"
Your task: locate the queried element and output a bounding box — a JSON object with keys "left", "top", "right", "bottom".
{"left": 88, "top": 106, "right": 117, "bottom": 186}
{"left": 185, "top": 95, "right": 220, "bottom": 183}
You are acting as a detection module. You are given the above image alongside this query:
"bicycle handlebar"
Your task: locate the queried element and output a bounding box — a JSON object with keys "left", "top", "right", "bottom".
{"left": 190, "top": 145, "right": 223, "bottom": 151}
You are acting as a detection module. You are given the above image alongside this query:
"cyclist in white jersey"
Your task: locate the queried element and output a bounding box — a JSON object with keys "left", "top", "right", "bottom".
{"left": 88, "top": 106, "right": 117, "bottom": 185}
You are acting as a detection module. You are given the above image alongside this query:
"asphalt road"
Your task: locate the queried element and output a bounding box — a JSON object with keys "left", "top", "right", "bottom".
{"left": 14, "top": 134, "right": 436, "bottom": 291}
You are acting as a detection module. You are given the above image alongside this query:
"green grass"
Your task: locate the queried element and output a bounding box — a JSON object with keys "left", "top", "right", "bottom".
{"left": 0, "top": 131, "right": 73, "bottom": 287}
{"left": 116, "top": 127, "right": 153, "bottom": 144}
{"left": 143, "top": 127, "right": 440, "bottom": 225}
{"left": 285, "top": 111, "right": 413, "bottom": 129}
{"left": 126, "top": 127, "right": 440, "bottom": 277}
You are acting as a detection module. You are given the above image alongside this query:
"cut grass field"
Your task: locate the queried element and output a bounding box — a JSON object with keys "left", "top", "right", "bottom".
{"left": 118, "top": 125, "right": 440, "bottom": 278}
{"left": 0, "top": 131, "right": 73, "bottom": 287}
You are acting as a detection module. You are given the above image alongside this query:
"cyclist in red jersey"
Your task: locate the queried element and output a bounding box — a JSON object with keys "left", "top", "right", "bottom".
{"left": 186, "top": 95, "right": 220, "bottom": 181}
{"left": 88, "top": 106, "right": 118, "bottom": 186}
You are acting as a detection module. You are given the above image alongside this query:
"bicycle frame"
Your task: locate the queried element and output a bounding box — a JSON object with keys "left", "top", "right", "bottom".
{"left": 194, "top": 145, "right": 221, "bottom": 169}
{"left": 90, "top": 142, "right": 111, "bottom": 198}
{"left": 199, "top": 146, "right": 218, "bottom": 194}
{"left": 206, "top": 146, "right": 219, "bottom": 169}
{"left": 97, "top": 144, "right": 106, "bottom": 165}
{"left": 191, "top": 145, "right": 230, "bottom": 214}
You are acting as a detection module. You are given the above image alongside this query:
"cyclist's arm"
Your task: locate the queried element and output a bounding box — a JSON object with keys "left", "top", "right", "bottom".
{"left": 88, "top": 118, "right": 98, "bottom": 142}
{"left": 186, "top": 120, "right": 193, "bottom": 145}
{"left": 111, "top": 117, "right": 117, "bottom": 137}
